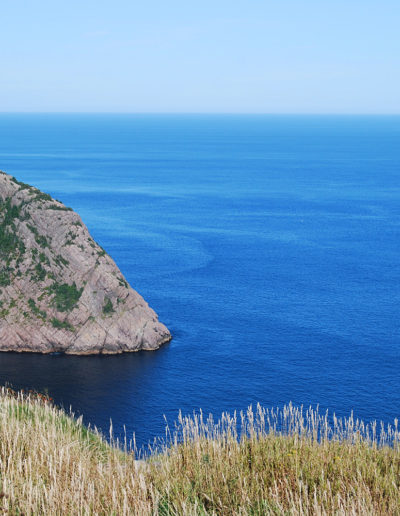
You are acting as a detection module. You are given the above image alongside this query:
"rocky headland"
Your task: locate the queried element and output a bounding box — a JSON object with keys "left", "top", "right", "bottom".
{"left": 0, "top": 172, "right": 171, "bottom": 354}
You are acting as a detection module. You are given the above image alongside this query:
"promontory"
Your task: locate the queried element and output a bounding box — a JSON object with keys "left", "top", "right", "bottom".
{"left": 0, "top": 172, "right": 171, "bottom": 354}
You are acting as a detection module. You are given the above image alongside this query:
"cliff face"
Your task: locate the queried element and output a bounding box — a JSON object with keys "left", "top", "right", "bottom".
{"left": 0, "top": 172, "right": 171, "bottom": 354}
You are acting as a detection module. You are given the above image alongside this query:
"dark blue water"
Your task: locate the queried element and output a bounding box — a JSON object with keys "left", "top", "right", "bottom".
{"left": 0, "top": 114, "right": 399, "bottom": 446}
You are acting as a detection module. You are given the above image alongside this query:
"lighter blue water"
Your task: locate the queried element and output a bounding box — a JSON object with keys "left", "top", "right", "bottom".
{"left": 0, "top": 114, "right": 399, "bottom": 447}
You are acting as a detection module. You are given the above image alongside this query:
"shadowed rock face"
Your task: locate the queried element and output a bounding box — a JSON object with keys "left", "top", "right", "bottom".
{"left": 0, "top": 172, "right": 171, "bottom": 354}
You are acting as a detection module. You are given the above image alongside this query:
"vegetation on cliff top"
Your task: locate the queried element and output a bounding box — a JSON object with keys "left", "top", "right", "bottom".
{"left": 0, "top": 387, "right": 400, "bottom": 515}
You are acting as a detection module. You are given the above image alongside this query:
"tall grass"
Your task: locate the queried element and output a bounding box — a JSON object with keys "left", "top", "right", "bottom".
{"left": 0, "top": 387, "right": 399, "bottom": 514}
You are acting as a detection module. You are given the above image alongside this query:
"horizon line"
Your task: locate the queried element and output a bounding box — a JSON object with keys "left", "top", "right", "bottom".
{"left": 0, "top": 111, "right": 399, "bottom": 116}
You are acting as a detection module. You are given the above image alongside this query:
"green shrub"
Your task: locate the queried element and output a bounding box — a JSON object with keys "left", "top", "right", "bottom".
{"left": 54, "top": 254, "right": 69, "bottom": 267}
{"left": 102, "top": 297, "right": 115, "bottom": 314}
{"left": 50, "top": 318, "right": 74, "bottom": 332}
{"left": 50, "top": 282, "right": 83, "bottom": 312}
{"left": 33, "top": 192, "right": 52, "bottom": 202}
{"left": 33, "top": 263, "right": 46, "bottom": 282}
{"left": 27, "top": 224, "right": 49, "bottom": 248}
{"left": 28, "top": 298, "right": 46, "bottom": 320}
{"left": 10, "top": 176, "right": 33, "bottom": 190}
{"left": 39, "top": 252, "right": 50, "bottom": 264}
{"left": 0, "top": 269, "right": 11, "bottom": 286}
{"left": 118, "top": 277, "right": 128, "bottom": 289}
{"left": 0, "top": 198, "right": 26, "bottom": 264}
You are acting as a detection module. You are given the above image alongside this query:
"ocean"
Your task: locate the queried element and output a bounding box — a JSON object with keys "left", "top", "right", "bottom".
{"left": 0, "top": 114, "right": 399, "bottom": 447}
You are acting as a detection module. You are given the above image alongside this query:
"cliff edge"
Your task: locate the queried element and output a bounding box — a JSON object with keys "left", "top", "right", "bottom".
{"left": 0, "top": 172, "right": 171, "bottom": 354}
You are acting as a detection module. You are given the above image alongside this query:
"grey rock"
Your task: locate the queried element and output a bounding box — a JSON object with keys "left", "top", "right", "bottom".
{"left": 0, "top": 172, "right": 171, "bottom": 354}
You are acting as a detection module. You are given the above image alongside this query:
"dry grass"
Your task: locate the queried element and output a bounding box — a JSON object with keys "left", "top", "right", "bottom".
{"left": 0, "top": 387, "right": 399, "bottom": 515}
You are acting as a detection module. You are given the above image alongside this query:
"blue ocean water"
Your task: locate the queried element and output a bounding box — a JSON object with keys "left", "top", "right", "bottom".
{"left": 0, "top": 114, "right": 399, "bottom": 447}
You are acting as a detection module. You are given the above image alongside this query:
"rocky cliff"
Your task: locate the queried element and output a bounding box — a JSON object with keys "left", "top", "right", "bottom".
{"left": 0, "top": 172, "right": 171, "bottom": 354}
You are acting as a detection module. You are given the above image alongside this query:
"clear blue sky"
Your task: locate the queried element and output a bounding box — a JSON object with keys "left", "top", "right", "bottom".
{"left": 1, "top": 0, "right": 399, "bottom": 113}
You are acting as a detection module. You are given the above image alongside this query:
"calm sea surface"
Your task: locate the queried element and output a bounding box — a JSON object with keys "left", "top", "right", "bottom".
{"left": 0, "top": 114, "right": 399, "bottom": 446}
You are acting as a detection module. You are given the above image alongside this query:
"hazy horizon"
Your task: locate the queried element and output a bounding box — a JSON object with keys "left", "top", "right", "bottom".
{"left": 1, "top": 0, "right": 399, "bottom": 114}
{"left": 0, "top": 112, "right": 399, "bottom": 116}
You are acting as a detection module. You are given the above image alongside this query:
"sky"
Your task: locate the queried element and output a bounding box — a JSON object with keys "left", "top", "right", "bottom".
{"left": 0, "top": 0, "right": 399, "bottom": 113}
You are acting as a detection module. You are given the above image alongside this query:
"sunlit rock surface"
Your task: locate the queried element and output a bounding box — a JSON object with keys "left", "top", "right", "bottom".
{"left": 0, "top": 172, "right": 171, "bottom": 354}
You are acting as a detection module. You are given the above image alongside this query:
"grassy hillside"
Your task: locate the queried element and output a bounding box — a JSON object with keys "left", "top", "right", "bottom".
{"left": 0, "top": 388, "right": 399, "bottom": 515}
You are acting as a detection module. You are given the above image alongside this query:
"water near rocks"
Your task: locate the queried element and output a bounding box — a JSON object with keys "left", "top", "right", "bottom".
{"left": 0, "top": 114, "right": 399, "bottom": 447}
